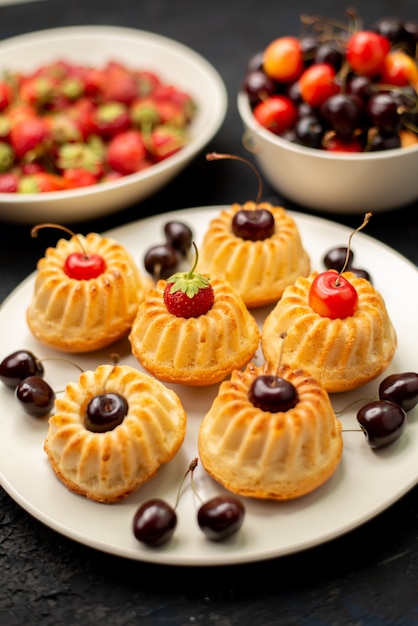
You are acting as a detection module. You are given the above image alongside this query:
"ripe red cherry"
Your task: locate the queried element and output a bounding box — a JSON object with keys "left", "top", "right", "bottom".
{"left": 357, "top": 400, "right": 406, "bottom": 448}
{"left": 309, "top": 271, "right": 358, "bottom": 319}
{"left": 263, "top": 36, "right": 304, "bottom": 82}
{"left": 253, "top": 95, "right": 298, "bottom": 135}
{"left": 298, "top": 63, "right": 339, "bottom": 108}
{"left": 64, "top": 252, "right": 106, "bottom": 280}
{"left": 346, "top": 31, "right": 391, "bottom": 77}
{"left": 249, "top": 375, "right": 298, "bottom": 412}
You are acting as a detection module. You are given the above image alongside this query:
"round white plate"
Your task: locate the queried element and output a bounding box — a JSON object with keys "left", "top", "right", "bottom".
{"left": 0, "top": 207, "right": 417, "bottom": 566}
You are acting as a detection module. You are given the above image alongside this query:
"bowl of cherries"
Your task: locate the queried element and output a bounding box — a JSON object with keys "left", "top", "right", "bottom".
{"left": 238, "top": 11, "right": 418, "bottom": 214}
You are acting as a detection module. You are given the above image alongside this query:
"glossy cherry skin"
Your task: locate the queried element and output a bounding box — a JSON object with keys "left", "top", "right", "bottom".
{"left": 15, "top": 375, "right": 55, "bottom": 417}
{"left": 357, "top": 400, "right": 406, "bottom": 448}
{"left": 309, "top": 271, "right": 358, "bottom": 319}
{"left": 379, "top": 372, "right": 418, "bottom": 413}
{"left": 232, "top": 209, "right": 275, "bottom": 241}
{"left": 132, "top": 499, "right": 177, "bottom": 547}
{"left": 64, "top": 252, "right": 106, "bottom": 280}
{"left": 323, "top": 246, "right": 354, "bottom": 272}
{"left": 0, "top": 350, "right": 44, "bottom": 388}
{"left": 144, "top": 243, "right": 181, "bottom": 279}
{"left": 249, "top": 375, "right": 298, "bottom": 412}
{"left": 197, "top": 495, "right": 245, "bottom": 542}
{"left": 164, "top": 221, "right": 193, "bottom": 256}
{"left": 84, "top": 392, "right": 128, "bottom": 433}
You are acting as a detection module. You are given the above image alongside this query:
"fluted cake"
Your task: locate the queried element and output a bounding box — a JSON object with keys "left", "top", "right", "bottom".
{"left": 129, "top": 277, "right": 260, "bottom": 386}
{"left": 196, "top": 202, "right": 310, "bottom": 308}
{"left": 262, "top": 271, "right": 397, "bottom": 393}
{"left": 198, "top": 361, "right": 343, "bottom": 500}
{"left": 44, "top": 364, "right": 186, "bottom": 503}
{"left": 27, "top": 233, "right": 152, "bottom": 353}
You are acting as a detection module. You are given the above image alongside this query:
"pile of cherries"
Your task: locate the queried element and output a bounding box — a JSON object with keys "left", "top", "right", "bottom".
{"left": 132, "top": 459, "right": 245, "bottom": 546}
{"left": 0, "top": 349, "right": 56, "bottom": 417}
{"left": 143, "top": 220, "right": 193, "bottom": 280}
{"left": 242, "top": 12, "right": 418, "bottom": 152}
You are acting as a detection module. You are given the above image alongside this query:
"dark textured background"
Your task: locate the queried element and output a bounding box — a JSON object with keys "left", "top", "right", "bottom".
{"left": 0, "top": 1, "right": 417, "bottom": 624}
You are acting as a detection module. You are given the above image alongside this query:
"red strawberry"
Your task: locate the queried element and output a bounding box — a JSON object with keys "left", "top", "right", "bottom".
{"left": 0, "top": 81, "right": 12, "bottom": 111}
{"left": 148, "top": 125, "right": 187, "bottom": 162}
{"left": 163, "top": 245, "right": 214, "bottom": 318}
{"left": 101, "top": 61, "right": 138, "bottom": 104}
{"left": 93, "top": 102, "right": 131, "bottom": 139}
{"left": 18, "top": 171, "right": 67, "bottom": 193}
{"left": 63, "top": 167, "right": 99, "bottom": 188}
{"left": 0, "top": 172, "right": 18, "bottom": 192}
{"left": 9, "top": 116, "right": 51, "bottom": 159}
{"left": 106, "top": 129, "right": 148, "bottom": 175}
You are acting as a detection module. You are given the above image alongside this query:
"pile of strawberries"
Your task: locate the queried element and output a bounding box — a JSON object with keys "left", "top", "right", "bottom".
{"left": 0, "top": 59, "right": 197, "bottom": 193}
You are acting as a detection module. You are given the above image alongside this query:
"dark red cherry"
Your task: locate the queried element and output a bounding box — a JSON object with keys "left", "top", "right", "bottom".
{"left": 85, "top": 392, "right": 128, "bottom": 433}
{"left": 197, "top": 495, "right": 245, "bottom": 542}
{"left": 379, "top": 372, "right": 418, "bottom": 413}
{"left": 15, "top": 375, "right": 55, "bottom": 417}
{"left": 249, "top": 375, "right": 298, "bottom": 412}
{"left": 132, "top": 498, "right": 177, "bottom": 546}
{"left": 164, "top": 221, "right": 193, "bottom": 256}
{"left": 349, "top": 267, "right": 372, "bottom": 282}
{"left": 0, "top": 350, "right": 44, "bottom": 388}
{"left": 64, "top": 252, "right": 106, "bottom": 280}
{"left": 144, "top": 243, "right": 181, "bottom": 279}
{"left": 357, "top": 400, "right": 406, "bottom": 448}
{"left": 232, "top": 209, "right": 275, "bottom": 241}
{"left": 323, "top": 246, "right": 354, "bottom": 272}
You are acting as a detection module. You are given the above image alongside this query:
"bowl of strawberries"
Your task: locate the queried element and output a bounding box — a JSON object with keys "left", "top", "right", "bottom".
{"left": 238, "top": 11, "right": 418, "bottom": 214}
{"left": 0, "top": 25, "right": 227, "bottom": 224}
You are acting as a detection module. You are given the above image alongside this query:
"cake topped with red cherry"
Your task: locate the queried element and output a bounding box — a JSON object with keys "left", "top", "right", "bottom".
{"left": 26, "top": 224, "right": 152, "bottom": 353}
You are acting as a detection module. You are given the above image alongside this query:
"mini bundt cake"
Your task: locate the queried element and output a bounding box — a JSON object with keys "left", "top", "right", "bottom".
{"left": 198, "top": 361, "right": 343, "bottom": 500}
{"left": 27, "top": 232, "right": 152, "bottom": 353}
{"left": 262, "top": 271, "right": 397, "bottom": 393}
{"left": 44, "top": 364, "right": 186, "bottom": 503}
{"left": 196, "top": 201, "right": 310, "bottom": 308}
{"left": 129, "top": 277, "right": 260, "bottom": 386}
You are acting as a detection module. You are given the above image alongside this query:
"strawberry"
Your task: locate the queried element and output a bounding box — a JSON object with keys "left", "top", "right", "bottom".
{"left": 147, "top": 125, "right": 187, "bottom": 162}
{"left": 9, "top": 115, "right": 51, "bottom": 159}
{"left": 18, "top": 171, "right": 67, "bottom": 193}
{"left": 163, "top": 245, "right": 214, "bottom": 318}
{"left": 0, "top": 172, "right": 18, "bottom": 192}
{"left": 101, "top": 61, "right": 138, "bottom": 104}
{"left": 93, "top": 102, "right": 131, "bottom": 139}
{"left": 63, "top": 167, "right": 99, "bottom": 188}
{"left": 0, "top": 81, "right": 12, "bottom": 111}
{"left": 106, "top": 129, "right": 148, "bottom": 175}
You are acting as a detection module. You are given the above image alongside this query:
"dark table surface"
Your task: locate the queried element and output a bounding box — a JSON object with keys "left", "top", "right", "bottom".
{"left": 0, "top": 0, "right": 417, "bottom": 624}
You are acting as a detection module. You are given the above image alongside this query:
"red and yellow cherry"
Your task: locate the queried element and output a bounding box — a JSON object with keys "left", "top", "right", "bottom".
{"left": 253, "top": 95, "right": 298, "bottom": 135}
{"left": 380, "top": 51, "right": 418, "bottom": 87}
{"left": 298, "top": 63, "right": 339, "bottom": 108}
{"left": 309, "top": 270, "right": 358, "bottom": 319}
{"left": 346, "top": 30, "right": 390, "bottom": 77}
{"left": 31, "top": 223, "right": 107, "bottom": 280}
{"left": 263, "top": 36, "right": 304, "bottom": 83}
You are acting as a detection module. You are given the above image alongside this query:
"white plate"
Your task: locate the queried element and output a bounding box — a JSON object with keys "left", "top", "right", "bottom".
{"left": 0, "top": 207, "right": 417, "bottom": 566}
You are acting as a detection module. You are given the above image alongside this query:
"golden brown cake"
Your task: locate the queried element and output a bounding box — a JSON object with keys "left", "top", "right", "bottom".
{"left": 27, "top": 233, "right": 152, "bottom": 353}
{"left": 44, "top": 364, "right": 186, "bottom": 503}
{"left": 198, "top": 361, "right": 343, "bottom": 500}
{"left": 262, "top": 271, "right": 397, "bottom": 393}
{"left": 129, "top": 277, "right": 260, "bottom": 386}
{"left": 196, "top": 202, "right": 310, "bottom": 308}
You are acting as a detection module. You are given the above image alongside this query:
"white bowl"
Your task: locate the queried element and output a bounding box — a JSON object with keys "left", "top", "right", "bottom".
{"left": 0, "top": 26, "right": 227, "bottom": 224}
{"left": 237, "top": 91, "right": 418, "bottom": 214}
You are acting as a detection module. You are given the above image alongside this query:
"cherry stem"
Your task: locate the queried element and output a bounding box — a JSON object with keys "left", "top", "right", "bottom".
{"left": 39, "top": 356, "right": 84, "bottom": 374}
{"left": 334, "top": 211, "right": 372, "bottom": 286}
{"left": 334, "top": 395, "right": 376, "bottom": 415}
{"left": 31, "top": 223, "right": 89, "bottom": 258}
{"left": 206, "top": 152, "right": 263, "bottom": 204}
{"left": 271, "top": 331, "right": 287, "bottom": 382}
{"left": 102, "top": 353, "right": 120, "bottom": 392}
{"left": 186, "top": 242, "right": 199, "bottom": 278}
{"left": 174, "top": 457, "right": 200, "bottom": 509}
